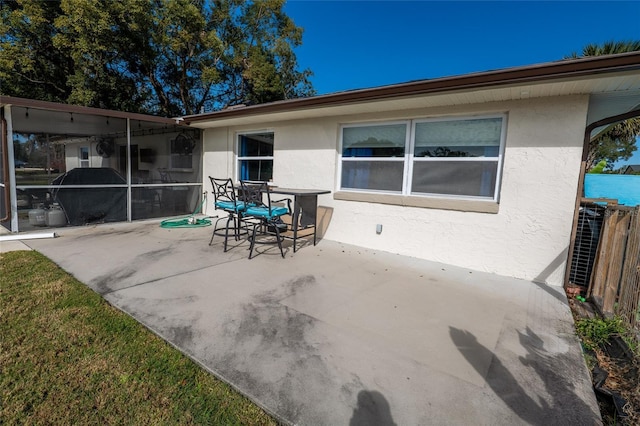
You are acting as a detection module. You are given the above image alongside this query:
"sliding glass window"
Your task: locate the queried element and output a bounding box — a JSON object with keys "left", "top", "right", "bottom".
{"left": 339, "top": 115, "right": 507, "bottom": 201}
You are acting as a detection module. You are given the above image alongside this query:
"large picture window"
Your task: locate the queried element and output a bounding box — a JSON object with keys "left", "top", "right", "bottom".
{"left": 237, "top": 132, "right": 274, "bottom": 181}
{"left": 339, "top": 115, "right": 506, "bottom": 201}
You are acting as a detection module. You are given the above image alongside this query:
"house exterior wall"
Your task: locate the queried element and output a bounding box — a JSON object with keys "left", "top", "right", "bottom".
{"left": 65, "top": 140, "right": 113, "bottom": 170}
{"left": 64, "top": 133, "right": 201, "bottom": 183}
{"left": 202, "top": 95, "right": 589, "bottom": 286}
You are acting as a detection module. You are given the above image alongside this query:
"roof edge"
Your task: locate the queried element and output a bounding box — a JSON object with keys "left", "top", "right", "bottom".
{"left": 183, "top": 52, "right": 640, "bottom": 124}
{"left": 0, "top": 96, "right": 182, "bottom": 126}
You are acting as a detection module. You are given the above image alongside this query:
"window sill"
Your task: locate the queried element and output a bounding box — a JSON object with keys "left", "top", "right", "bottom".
{"left": 333, "top": 191, "right": 499, "bottom": 213}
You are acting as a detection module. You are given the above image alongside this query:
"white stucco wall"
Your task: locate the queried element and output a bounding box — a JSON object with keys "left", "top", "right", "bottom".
{"left": 64, "top": 141, "right": 113, "bottom": 170}
{"left": 202, "top": 95, "right": 589, "bottom": 286}
{"left": 64, "top": 133, "right": 202, "bottom": 183}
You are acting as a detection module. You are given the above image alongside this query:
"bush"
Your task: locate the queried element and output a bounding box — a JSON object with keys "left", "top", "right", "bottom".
{"left": 575, "top": 316, "right": 626, "bottom": 352}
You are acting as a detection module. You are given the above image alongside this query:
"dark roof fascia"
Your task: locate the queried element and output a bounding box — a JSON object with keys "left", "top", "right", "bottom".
{"left": 183, "top": 52, "right": 640, "bottom": 124}
{"left": 0, "top": 96, "right": 182, "bottom": 126}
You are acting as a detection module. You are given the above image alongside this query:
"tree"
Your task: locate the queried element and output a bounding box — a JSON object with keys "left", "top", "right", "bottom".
{"left": 588, "top": 159, "right": 607, "bottom": 174}
{"left": 587, "top": 123, "right": 640, "bottom": 171}
{"left": 0, "top": 1, "right": 74, "bottom": 103}
{"left": 0, "top": 0, "right": 314, "bottom": 116}
{"left": 568, "top": 40, "right": 640, "bottom": 58}
{"left": 569, "top": 41, "right": 640, "bottom": 170}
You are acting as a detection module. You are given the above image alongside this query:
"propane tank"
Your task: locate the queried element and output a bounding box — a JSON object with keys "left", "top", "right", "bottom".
{"left": 45, "top": 203, "right": 67, "bottom": 227}
{"left": 28, "top": 205, "right": 46, "bottom": 226}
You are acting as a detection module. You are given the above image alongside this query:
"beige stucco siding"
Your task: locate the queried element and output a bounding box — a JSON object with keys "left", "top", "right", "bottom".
{"left": 202, "top": 95, "right": 589, "bottom": 286}
{"left": 203, "top": 127, "right": 233, "bottom": 181}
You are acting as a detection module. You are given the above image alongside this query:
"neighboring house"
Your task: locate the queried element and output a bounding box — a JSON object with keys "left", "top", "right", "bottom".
{"left": 622, "top": 164, "right": 640, "bottom": 174}
{"left": 183, "top": 52, "right": 640, "bottom": 287}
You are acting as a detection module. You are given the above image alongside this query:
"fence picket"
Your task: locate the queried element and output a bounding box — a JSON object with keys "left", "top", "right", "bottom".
{"left": 617, "top": 207, "right": 640, "bottom": 330}
{"left": 583, "top": 205, "right": 639, "bottom": 333}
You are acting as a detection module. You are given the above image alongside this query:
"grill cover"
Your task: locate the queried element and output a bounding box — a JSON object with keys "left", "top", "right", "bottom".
{"left": 51, "top": 168, "right": 127, "bottom": 225}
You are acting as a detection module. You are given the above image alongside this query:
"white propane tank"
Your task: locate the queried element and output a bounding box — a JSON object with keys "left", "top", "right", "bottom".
{"left": 45, "top": 204, "right": 67, "bottom": 227}
{"left": 28, "top": 207, "right": 46, "bottom": 226}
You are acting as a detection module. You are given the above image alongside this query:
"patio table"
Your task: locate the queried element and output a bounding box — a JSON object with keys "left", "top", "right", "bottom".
{"left": 268, "top": 188, "right": 331, "bottom": 252}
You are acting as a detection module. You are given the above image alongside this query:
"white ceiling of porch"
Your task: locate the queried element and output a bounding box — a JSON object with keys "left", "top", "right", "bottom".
{"left": 7, "top": 106, "right": 178, "bottom": 137}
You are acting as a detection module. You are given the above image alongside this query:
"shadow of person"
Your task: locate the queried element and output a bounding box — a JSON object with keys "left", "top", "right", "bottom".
{"left": 516, "top": 327, "right": 599, "bottom": 423}
{"left": 449, "top": 326, "right": 549, "bottom": 424}
{"left": 350, "top": 390, "right": 397, "bottom": 426}
{"left": 449, "top": 326, "right": 599, "bottom": 425}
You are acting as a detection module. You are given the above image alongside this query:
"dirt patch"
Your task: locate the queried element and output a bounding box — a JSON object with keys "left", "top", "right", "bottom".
{"left": 569, "top": 297, "right": 640, "bottom": 425}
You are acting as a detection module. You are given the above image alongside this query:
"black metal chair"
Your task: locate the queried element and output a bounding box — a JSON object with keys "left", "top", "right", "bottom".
{"left": 239, "top": 180, "right": 291, "bottom": 259}
{"left": 209, "top": 177, "right": 247, "bottom": 251}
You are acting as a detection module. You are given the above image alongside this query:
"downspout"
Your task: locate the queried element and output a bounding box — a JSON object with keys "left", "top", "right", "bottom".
{"left": 1, "top": 109, "right": 10, "bottom": 222}
{"left": 563, "top": 108, "right": 640, "bottom": 288}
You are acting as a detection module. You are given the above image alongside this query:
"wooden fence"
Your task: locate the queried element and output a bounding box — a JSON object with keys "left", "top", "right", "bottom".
{"left": 587, "top": 204, "right": 640, "bottom": 333}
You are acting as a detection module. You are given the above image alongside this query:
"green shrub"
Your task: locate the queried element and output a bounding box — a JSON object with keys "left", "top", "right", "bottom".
{"left": 575, "top": 316, "right": 626, "bottom": 352}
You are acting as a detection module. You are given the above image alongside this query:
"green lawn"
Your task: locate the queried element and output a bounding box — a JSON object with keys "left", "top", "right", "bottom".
{"left": 0, "top": 250, "right": 277, "bottom": 425}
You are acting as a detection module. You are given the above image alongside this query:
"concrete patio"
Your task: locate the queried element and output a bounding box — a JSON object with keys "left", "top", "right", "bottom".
{"left": 4, "top": 221, "right": 601, "bottom": 425}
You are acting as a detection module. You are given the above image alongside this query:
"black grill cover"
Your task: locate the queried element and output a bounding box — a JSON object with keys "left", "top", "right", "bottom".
{"left": 51, "top": 168, "right": 127, "bottom": 225}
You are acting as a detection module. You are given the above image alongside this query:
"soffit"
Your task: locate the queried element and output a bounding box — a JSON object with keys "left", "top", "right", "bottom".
{"left": 587, "top": 91, "right": 640, "bottom": 139}
{"left": 587, "top": 91, "right": 640, "bottom": 126}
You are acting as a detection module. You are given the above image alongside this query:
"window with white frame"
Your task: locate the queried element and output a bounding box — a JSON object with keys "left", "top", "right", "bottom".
{"left": 169, "top": 135, "right": 194, "bottom": 170}
{"left": 237, "top": 131, "right": 274, "bottom": 181}
{"left": 79, "top": 146, "right": 90, "bottom": 168}
{"left": 339, "top": 115, "right": 506, "bottom": 200}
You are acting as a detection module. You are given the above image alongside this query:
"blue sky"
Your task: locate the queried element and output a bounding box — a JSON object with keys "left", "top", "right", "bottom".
{"left": 284, "top": 0, "right": 640, "bottom": 166}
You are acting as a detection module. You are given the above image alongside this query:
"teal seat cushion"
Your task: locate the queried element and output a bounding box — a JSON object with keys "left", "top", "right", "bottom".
{"left": 245, "top": 205, "right": 288, "bottom": 219}
{"left": 215, "top": 200, "right": 245, "bottom": 212}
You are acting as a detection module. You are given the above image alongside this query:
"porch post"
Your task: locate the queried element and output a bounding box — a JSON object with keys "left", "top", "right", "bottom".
{"left": 3, "top": 106, "right": 19, "bottom": 232}
{"left": 126, "top": 118, "right": 132, "bottom": 222}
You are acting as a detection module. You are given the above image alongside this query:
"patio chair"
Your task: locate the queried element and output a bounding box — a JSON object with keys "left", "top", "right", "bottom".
{"left": 239, "top": 180, "right": 291, "bottom": 259}
{"left": 158, "top": 168, "right": 176, "bottom": 183}
{"left": 208, "top": 177, "right": 247, "bottom": 252}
